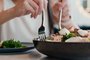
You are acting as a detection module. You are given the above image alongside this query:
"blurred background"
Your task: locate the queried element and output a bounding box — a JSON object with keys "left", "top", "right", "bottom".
{"left": 68, "top": 0, "right": 90, "bottom": 30}
{"left": 2, "top": 0, "right": 90, "bottom": 42}
{"left": 4, "top": 0, "right": 90, "bottom": 29}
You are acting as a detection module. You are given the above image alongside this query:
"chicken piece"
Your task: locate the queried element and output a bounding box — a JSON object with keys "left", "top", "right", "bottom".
{"left": 50, "top": 34, "right": 63, "bottom": 42}
{"left": 53, "top": 35, "right": 63, "bottom": 42}
{"left": 82, "top": 38, "right": 90, "bottom": 42}
{"left": 87, "top": 31, "right": 90, "bottom": 38}
{"left": 59, "top": 28, "right": 70, "bottom": 35}
{"left": 78, "top": 30, "right": 88, "bottom": 37}
{"left": 65, "top": 37, "right": 89, "bottom": 42}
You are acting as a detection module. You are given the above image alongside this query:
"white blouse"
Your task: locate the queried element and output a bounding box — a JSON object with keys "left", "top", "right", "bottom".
{"left": 1, "top": 0, "right": 49, "bottom": 42}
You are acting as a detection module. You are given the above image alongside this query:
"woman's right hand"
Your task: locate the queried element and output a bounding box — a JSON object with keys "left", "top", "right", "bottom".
{"left": 13, "top": 0, "right": 44, "bottom": 18}
{"left": 51, "top": 0, "right": 70, "bottom": 23}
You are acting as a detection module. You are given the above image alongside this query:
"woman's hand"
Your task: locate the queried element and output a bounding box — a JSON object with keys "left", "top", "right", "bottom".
{"left": 0, "top": 0, "right": 47, "bottom": 24}
{"left": 13, "top": 0, "right": 44, "bottom": 18}
{"left": 51, "top": 0, "right": 77, "bottom": 32}
{"left": 51, "top": 0, "right": 70, "bottom": 23}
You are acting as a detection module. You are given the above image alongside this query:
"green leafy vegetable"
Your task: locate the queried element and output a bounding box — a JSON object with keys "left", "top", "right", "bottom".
{"left": 2, "top": 39, "right": 26, "bottom": 48}
{"left": 62, "top": 33, "right": 76, "bottom": 42}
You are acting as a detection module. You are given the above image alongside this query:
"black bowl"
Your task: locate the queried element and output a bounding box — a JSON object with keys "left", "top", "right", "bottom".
{"left": 33, "top": 40, "right": 90, "bottom": 59}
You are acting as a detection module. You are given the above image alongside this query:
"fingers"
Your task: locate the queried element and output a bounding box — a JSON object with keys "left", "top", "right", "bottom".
{"left": 26, "top": 0, "right": 39, "bottom": 18}
{"left": 57, "top": 2, "right": 62, "bottom": 10}
{"left": 58, "top": 0, "right": 70, "bottom": 20}
{"left": 38, "top": 0, "right": 43, "bottom": 15}
{"left": 59, "top": 0, "right": 67, "bottom": 8}
{"left": 25, "top": 0, "right": 44, "bottom": 18}
{"left": 59, "top": 0, "right": 67, "bottom": 3}
{"left": 52, "top": 2, "right": 63, "bottom": 20}
{"left": 24, "top": 1, "right": 35, "bottom": 16}
{"left": 33, "top": 0, "right": 48, "bottom": 18}
{"left": 54, "top": 0, "right": 66, "bottom": 11}
{"left": 33, "top": 0, "right": 43, "bottom": 15}
{"left": 25, "top": 0, "right": 47, "bottom": 18}
{"left": 52, "top": 2, "right": 62, "bottom": 23}
{"left": 24, "top": 0, "right": 42, "bottom": 18}
{"left": 53, "top": 2, "right": 62, "bottom": 13}
{"left": 52, "top": 0, "right": 70, "bottom": 24}
{"left": 59, "top": 0, "right": 63, "bottom": 2}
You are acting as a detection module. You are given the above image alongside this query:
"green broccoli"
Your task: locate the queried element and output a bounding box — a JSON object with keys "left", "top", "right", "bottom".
{"left": 62, "top": 33, "right": 76, "bottom": 42}
{"left": 2, "top": 39, "right": 26, "bottom": 48}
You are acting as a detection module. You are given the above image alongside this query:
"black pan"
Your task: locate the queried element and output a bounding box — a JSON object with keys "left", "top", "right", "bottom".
{"left": 33, "top": 40, "right": 90, "bottom": 59}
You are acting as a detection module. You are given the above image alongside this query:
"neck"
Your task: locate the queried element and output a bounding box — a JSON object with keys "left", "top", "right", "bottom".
{"left": 0, "top": 0, "right": 4, "bottom": 12}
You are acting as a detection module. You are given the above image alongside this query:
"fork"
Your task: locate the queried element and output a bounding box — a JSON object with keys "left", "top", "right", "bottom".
{"left": 58, "top": 0, "right": 63, "bottom": 31}
{"left": 38, "top": 10, "right": 46, "bottom": 41}
{"left": 59, "top": 9, "right": 63, "bottom": 30}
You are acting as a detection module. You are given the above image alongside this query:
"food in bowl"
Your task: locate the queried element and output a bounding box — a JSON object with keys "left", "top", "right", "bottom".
{"left": 0, "top": 39, "right": 26, "bottom": 48}
{"left": 46, "top": 28, "right": 90, "bottom": 42}
{"left": 65, "top": 37, "right": 90, "bottom": 42}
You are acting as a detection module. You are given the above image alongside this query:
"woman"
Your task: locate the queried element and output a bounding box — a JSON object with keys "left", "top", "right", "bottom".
{"left": 0, "top": 0, "right": 77, "bottom": 42}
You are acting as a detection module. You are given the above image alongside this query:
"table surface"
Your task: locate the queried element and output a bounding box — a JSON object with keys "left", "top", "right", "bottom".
{"left": 0, "top": 49, "right": 60, "bottom": 60}
{"left": 0, "top": 43, "right": 90, "bottom": 60}
{"left": 0, "top": 49, "right": 90, "bottom": 60}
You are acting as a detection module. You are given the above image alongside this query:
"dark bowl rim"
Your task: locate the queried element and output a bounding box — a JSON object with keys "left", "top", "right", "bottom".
{"left": 33, "top": 40, "right": 90, "bottom": 44}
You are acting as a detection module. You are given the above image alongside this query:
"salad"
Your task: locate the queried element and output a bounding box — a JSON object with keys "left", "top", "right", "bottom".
{"left": 0, "top": 39, "right": 26, "bottom": 48}
{"left": 46, "top": 28, "right": 90, "bottom": 42}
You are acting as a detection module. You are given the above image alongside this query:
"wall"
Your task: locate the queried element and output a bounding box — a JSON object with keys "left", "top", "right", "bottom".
{"left": 68, "top": 0, "right": 90, "bottom": 26}
{"left": 87, "top": 0, "right": 90, "bottom": 8}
